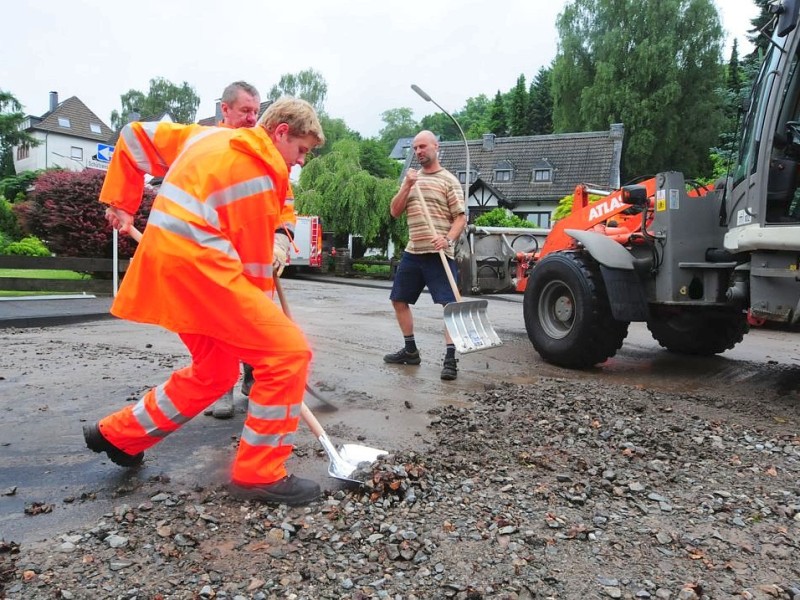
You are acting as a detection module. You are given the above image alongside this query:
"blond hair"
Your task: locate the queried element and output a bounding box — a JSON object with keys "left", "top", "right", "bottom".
{"left": 258, "top": 97, "right": 325, "bottom": 147}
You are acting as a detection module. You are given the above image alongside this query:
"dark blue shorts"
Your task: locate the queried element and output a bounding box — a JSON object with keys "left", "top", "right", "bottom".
{"left": 390, "top": 251, "right": 458, "bottom": 305}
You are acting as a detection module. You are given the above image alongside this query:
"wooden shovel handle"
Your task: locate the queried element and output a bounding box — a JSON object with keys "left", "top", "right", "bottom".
{"left": 126, "top": 226, "right": 143, "bottom": 243}
{"left": 412, "top": 183, "right": 462, "bottom": 302}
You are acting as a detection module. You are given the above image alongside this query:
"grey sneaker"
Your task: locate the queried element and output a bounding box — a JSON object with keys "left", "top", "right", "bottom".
{"left": 383, "top": 348, "right": 421, "bottom": 365}
{"left": 440, "top": 357, "right": 458, "bottom": 380}
{"left": 205, "top": 389, "right": 235, "bottom": 419}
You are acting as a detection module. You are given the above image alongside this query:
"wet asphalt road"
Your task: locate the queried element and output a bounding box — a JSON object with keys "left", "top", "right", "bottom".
{"left": 2, "top": 275, "right": 800, "bottom": 546}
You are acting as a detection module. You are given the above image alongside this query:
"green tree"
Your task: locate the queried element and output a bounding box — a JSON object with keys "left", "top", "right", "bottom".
{"left": 528, "top": 66, "right": 554, "bottom": 135}
{"left": 726, "top": 39, "right": 743, "bottom": 95}
{"left": 508, "top": 74, "right": 529, "bottom": 136}
{"left": 359, "top": 139, "right": 401, "bottom": 179}
{"left": 420, "top": 112, "right": 459, "bottom": 140}
{"left": 488, "top": 91, "right": 508, "bottom": 136}
{"left": 317, "top": 114, "right": 361, "bottom": 156}
{"left": 552, "top": 0, "right": 724, "bottom": 178}
{"left": 746, "top": 0, "right": 772, "bottom": 65}
{"left": 111, "top": 77, "right": 200, "bottom": 130}
{"left": 268, "top": 68, "right": 328, "bottom": 114}
{"left": 295, "top": 139, "right": 405, "bottom": 253}
{"left": 0, "top": 91, "right": 40, "bottom": 177}
{"left": 459, "top": 94, "right": 492, "bottom": 139}
{"left": 377, "top": 108, "right": 419, "bottom": 153}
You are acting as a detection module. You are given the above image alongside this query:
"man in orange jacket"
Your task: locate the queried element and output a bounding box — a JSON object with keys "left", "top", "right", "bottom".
{"left": 84, "top": 97, "right": 326, "bottom": 506}
{"left": 204, "top": 81, "right": 297, "bottom": 420}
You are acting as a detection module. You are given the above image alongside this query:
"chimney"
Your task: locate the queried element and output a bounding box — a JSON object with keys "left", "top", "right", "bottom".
{"left": 49, "top": 91, "right": 58, "bottom": 112}
{"left": 128, "top": 109, "right": 141, "bottom": 123}
{"left": 609, "top": 123, "right": 624, "bottom": 189}
{"left": 482, "top": 133, "right": 496, "bottom": 151}
{"left": 215, "top": 100, "right": 223, "bottom": 124}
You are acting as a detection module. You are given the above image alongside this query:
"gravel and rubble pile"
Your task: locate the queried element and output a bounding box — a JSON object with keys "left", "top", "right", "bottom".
{"left": 2, "top": 377, "right": 800, "bottom": 599}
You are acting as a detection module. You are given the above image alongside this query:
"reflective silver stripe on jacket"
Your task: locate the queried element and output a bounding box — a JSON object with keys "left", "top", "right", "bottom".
{"left": 147, "top": 208, "right": 239, "bottom": 259}
{"left": 131, "top": 384, "right": 190, "bottom": 438}
{"left": 242, "top": 262, "right": 274, "bottom": 279}
{"left": 205, "top": 176, "right": 275, "bottom": 211}
{"left": 148, "top": 209, "right": 273, "bottom": 279}
{"left": 120, "top": 122, "right": 169, "bottom": 173}
{"left": 158, "top": 182, "right": 220, "bottom": 229}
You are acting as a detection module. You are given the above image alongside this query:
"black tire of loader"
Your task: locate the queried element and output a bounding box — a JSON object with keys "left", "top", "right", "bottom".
{"left": 646, "top": 307, "right": 748, "bottom": 355}
{"left": 523, "top": 252, "right": 629, "bottom": 369}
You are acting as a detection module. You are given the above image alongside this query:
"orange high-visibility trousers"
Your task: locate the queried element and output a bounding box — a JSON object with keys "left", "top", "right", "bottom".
{"left": 99, "top": 299, "right": 310, "bottom": 484}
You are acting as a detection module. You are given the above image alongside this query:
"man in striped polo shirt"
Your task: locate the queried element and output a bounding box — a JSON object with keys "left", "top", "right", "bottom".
{"left": 384, "top": 130, "right": 467, "bottom": 380}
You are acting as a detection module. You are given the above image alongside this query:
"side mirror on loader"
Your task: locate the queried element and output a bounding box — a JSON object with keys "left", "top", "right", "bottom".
{"left": 621, "top": 185, "right": 648, "bottom": 207}
{"left": 777, "top": 0, "right": 799, "bottom": 37}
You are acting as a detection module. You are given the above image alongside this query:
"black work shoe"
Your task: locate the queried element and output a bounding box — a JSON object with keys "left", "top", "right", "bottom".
{"left": 440, "top": 357, "right": 458, "bottom": 380}
{"left": 383, "top": 347, "right": 421, "bottom": 365}
{"left": 229, "top": 475, "right": 321, "bottom": 506}
{"left": 83, "top": 423, "right": 144, "bottom": 468}
{"left": 241, "top": 363, "right": 254, "bottom": 397}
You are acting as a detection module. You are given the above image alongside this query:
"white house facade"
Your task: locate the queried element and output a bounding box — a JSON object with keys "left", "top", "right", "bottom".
{"left": 13, "top": 92, "right": 115, "bottom": 174}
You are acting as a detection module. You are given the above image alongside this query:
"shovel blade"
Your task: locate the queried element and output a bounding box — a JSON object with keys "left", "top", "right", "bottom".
{"left": 318, "top": 434, "right": 387, "bottom": 483}
{"left": 444, "top": 299, "right": 503, "bottom": 354}
{"left": 339, "top": 443, "right": 387, "bottom": 466}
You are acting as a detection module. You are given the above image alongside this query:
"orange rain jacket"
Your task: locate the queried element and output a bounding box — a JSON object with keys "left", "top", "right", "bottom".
{"left": 217, "top": 120, "right": 298, "bottom": 241}
{"left": 101, "top": 122, "right": 290, "bottom": 346}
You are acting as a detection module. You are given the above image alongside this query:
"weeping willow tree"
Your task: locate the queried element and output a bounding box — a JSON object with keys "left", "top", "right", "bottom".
{"left": 295, "top": 139, "right": 406, "bottom": 254}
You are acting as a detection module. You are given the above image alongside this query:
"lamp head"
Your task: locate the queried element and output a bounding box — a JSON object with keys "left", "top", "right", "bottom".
{"left": 411, "top": 84, "right": 432, "bottom": 102}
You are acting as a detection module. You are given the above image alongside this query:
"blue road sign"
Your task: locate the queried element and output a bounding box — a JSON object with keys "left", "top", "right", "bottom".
{"left": 97, "top": 144, "right": 114, "bottom": 163}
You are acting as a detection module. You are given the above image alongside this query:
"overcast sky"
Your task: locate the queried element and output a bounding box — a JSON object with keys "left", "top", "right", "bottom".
{"left": 2, "top": 0, "right": 760, "bottom": 139}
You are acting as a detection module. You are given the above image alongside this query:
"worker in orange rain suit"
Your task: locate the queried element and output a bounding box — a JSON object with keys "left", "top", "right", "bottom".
{"left": 83, "top": 97, "right": 326, "bottom": 506}
{"left": 204, "top": 81, "right": 298, "bottom": 419}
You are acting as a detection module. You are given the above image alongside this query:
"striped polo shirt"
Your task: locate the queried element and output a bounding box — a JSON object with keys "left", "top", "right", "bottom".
{"left": 405, "top": 168, "right": 465, "bottom": 257}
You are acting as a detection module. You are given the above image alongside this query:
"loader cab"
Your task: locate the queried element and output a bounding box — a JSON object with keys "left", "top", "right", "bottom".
{"left": 729, "top": 0, "right": 800, "bottom": 237}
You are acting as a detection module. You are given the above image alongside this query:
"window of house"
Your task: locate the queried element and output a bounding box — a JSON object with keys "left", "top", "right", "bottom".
{"left": 458, "top": 170, "right": 477, "bottom": 185}
{"left": 522, "top": 212, "right": 552, "bottom": 228}
{"left": 17, "top": 144, "right": 29, "bottom": 160}
{"left": 71, "top": 146, "right": 83, "bottom": 160}
{"left": 58, "top": 117, "right": 71, "bottom": 128}
{"left": 533, "top": 169, "right": 552, "bottom": 182}
{"left": 90, "top": 123, "right": 102, "bottom": 134}
{"left": 495, "top": 169, "right": 512, "bottom": 182}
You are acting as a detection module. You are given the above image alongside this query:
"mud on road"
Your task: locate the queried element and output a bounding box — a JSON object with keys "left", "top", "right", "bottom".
{"left": 1, "top": 277, "right": 799, "bottom": 598}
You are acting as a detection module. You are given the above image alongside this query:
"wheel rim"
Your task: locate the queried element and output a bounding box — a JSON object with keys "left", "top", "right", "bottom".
{"left": 538, "top": 280, "right": 575, "bottom": 339}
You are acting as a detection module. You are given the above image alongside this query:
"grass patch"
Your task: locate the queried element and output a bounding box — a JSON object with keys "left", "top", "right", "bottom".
{"left": 0, "top": 268, "right": 89, "bottom": 280}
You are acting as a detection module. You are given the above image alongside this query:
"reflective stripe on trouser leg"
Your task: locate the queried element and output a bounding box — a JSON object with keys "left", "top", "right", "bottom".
{"left": 231, "top": 322, "right": 311, "bottom": 485}
{"left": 99, "top": 333, "right": 241, "bottom": 455}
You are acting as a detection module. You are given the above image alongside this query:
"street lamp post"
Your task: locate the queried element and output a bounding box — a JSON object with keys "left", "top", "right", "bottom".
{"left": 411, "top": 84, "right": 474, "bottom": 295}
{"left": 410, "top": 84, "right": 471, "bottom": 220}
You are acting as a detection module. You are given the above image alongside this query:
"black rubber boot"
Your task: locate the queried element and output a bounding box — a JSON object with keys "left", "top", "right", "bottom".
{"left": 83, "top": 423, "right": 144, "bottom": 468}
{"left": 229, "top": 475, "right": 321, "bottom": 506}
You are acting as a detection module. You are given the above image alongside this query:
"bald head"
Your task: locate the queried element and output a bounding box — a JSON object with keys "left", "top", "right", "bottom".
{"left": 412, "top": 130, "right": 440, "bottom": 172}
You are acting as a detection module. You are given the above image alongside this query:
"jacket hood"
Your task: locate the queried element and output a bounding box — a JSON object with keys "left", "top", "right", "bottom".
{"left": 229, "top": 126, "right": 289, "bottom": 183}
